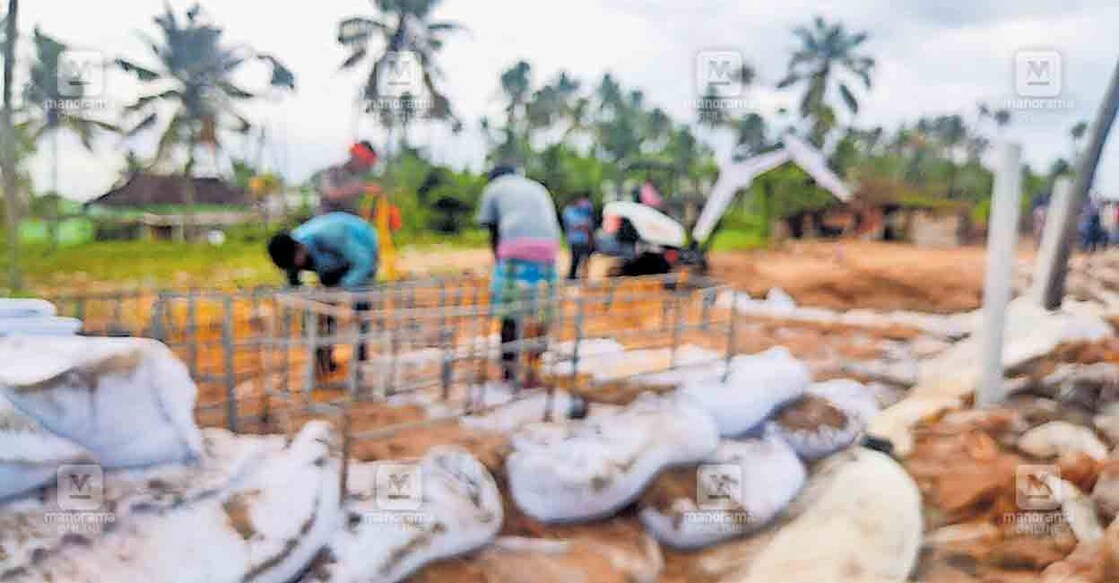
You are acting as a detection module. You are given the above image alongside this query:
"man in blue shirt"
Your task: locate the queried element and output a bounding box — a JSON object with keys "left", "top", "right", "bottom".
{"left": 268, "top": 212, "right": 378, "bottom": 373}
{"left": 561, "top": 197, "right": 595, "bottom": 280}
{"left": 268, "top": 212, "right": 378, "bottom": 288}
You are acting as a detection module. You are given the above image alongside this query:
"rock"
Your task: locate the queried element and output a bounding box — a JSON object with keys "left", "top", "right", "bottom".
{"left": 1057, "top": 451, "right": 1102, "bottom": 493}
{"left": 1091, "top": 456, "right": 1119, "bottom": 522}
{"left": 1019, "top": 421, "right": 1109, "bottom": 461}
{"left": 1094, "top": 414, "right": 1119, "bottom": 446}
{"left": 989, "top": 535, "right": 1076, "bottom": 570}
{"left": 0, "top": 336, "right": 203, "bottom": 467}
{"left": 925, "top": 522, "right": 1000, "bottom": 546}
{"left": 735, "top": 448, "right": 922, "bottom": 583}
{"left": 1050, "top": 476, "right": 1105, "bottom": 544}
{"left": 1040, "top": 540, "right": 1108, "bottom": 583}
{"left": 506, "top": 392, "right": 719, "bottom": 523}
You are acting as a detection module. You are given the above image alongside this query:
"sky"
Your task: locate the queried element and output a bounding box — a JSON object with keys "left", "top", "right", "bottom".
{"left": 8, "top": 0, "right": 1119, "bottom": 201}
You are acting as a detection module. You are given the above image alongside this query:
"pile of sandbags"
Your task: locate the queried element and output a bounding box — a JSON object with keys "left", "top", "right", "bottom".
{"left": 0, "top": 298, "right": 81, "bottom": 337}
{"left": 5, "top": 422, "right": 342, "bottom": 583}
{"left": 309, "top": 446, "right": 504, "bottom": 583}
{"left": 0, "top": 337, "right": 202, "bottom": 476}
{"left": 507, "top": 392, "right": 720, "bottom": 522}
{"left": 768, "top": 379, "right": 881, "bottom": 460}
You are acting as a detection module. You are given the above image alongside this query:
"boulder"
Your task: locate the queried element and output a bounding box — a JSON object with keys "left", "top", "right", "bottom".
{"left": 507, "top": 392, "right": 719, "bottom": 523}
{"left": 1092, "top": 456, "right": 1119, "bottom": 522}
{"left": 1018, "top": 421, "right": 1108, "bottom": 461}
{"left": 0, "top": 336, "right": 203, "bottom": 467}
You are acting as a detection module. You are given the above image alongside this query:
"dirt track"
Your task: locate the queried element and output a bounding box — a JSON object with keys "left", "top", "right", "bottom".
{"left": 709, "top": 241, "right": 998, "bottom": 314}
{"left": 408, "top": 241, "right": 1004, "bottom": 314}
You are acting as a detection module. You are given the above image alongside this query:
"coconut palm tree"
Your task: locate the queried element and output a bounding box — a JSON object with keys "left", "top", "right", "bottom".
{"left": 2, "top": 0, "right": 20, "bottom": 290}
{"left": 21, "top": 28, "right": 118, "bottom": 246}
{"left": 337, "top": 0, "right": 461, "bottom": 155}
{"left": 115, "top": 4, "right": 294, "bottom": 236}
{"left": 778, "top": 16, "right": 875, "bottom": 146}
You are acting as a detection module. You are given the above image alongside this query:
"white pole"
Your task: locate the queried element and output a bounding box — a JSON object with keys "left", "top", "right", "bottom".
{"left": 978, "top": 142, "right": 1023, "bottom": 407}
{"left": 1030, "top": 177, "right": 1074, "bottom": 305}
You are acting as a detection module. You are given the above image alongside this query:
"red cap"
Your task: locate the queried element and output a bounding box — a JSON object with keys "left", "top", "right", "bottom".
{"left": 349, "top": 143, "right": 378, "bottom": 165}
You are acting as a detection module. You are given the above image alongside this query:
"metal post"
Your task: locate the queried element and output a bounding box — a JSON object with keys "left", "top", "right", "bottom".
{"left": 186, "top": 292, "right": 199, "bottom": 377}
{"left": 304, "top": 309, "right": 319, "bottom": 407}
{"left": 722, "top": 291, "right": 739, "bottom": 383}
{"left": 978, "top": 143, "right": 1023, "bottom": 407}
{"left": 221, "top": 295, "right": 238, "bottom": 431}
{"left": 670, "top": 290, "right": 682, "bottom": 369}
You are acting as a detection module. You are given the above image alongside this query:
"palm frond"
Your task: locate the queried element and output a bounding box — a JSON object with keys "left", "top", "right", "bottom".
{"left": 115, "top": 58, "right": 161, "bottom": 81}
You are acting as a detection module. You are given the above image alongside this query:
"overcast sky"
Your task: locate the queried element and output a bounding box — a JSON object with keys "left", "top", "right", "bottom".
{"left": 11, "top": 0, "right": 1119, "bottom": 201}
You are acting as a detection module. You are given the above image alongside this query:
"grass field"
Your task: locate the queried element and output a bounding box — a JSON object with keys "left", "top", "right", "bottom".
{"left": 0, "top": 229, "right": 489, "bottom": 293}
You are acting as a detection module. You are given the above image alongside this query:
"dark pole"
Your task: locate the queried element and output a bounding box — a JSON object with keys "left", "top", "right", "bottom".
{"left": 1041, "top": 58, "right": 1119, "bottom": 309}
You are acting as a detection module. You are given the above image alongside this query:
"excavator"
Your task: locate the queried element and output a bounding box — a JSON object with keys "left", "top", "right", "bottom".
{"left": 596, "top": 133, "right": 854, "bottom": 276}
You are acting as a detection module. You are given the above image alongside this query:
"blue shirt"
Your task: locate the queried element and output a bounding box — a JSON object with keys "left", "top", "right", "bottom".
{"left": 291, "top": 212, "right": 378, "bottom": 288}
{"left": 562, "top": 203, "right": 595, "bottom": 246}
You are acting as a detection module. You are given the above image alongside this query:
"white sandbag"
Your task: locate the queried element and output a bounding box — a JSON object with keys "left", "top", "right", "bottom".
{"left": 0, "top": 298, "right": 56, "bottom": 318}
{"left": 678, "top": 347, "right": 810, "bottom": 437}
{"left": 768, "top": 380, "right": 879, "bottom": 460}
{"left": 639, "top": 434, "right": 806, "bottom": 550}
{"left": 0, "top": 394, "right": 94, "bottom": 501}
{"left": 0, "top": 316, "right": 82, "bottom": 337}
{"left": 507, "top": 392, "right": 719, "bottom": 523}
{"left": 11, "top": 421, "right": 342, "bottom": 583}
{"left": 0, "top": 427, "right": 284, "bottom": 577}
{"left": 310, "top": 446, "right": 503, "bottom": 583}
{"left": 736, "top": 448, "right": 922, "bottom": 583}
{"left": 0, "top": 336, "right": 202, "bottom": 467}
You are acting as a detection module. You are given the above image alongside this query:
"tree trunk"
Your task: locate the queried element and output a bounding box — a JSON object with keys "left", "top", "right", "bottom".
{"left": 1040, "top": 58, "right": 1119, "bottom": 309}
{"left": 48, "top": 129, "right": 59, "bottom": 251}
{"left": 2, "top": 0, "right": 20, "bottom": 291}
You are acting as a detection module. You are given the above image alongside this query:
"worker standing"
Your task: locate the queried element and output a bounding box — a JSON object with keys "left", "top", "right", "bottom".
{"left": 476, "top": 165, "right": 561, "bottom": 387}
{"left": 561, "top": 197, "right": 595, "bottom": 280}
{"left": 267, "top": 212, "right": 378, "bottom": 374}
{"left": 318, "top": 141, "right": 379, "bottom": 215}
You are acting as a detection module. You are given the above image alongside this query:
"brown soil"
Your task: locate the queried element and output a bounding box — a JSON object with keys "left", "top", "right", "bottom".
{"left": 773, "top": 395, "right": 848, "bottom": 431}
{"left": 709, "top": 241, "right": 996, "bottom": 313}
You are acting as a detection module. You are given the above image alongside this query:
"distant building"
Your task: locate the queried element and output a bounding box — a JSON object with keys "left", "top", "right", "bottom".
{"left": 86, "top": 174, "right": 254, "bottom": 241}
